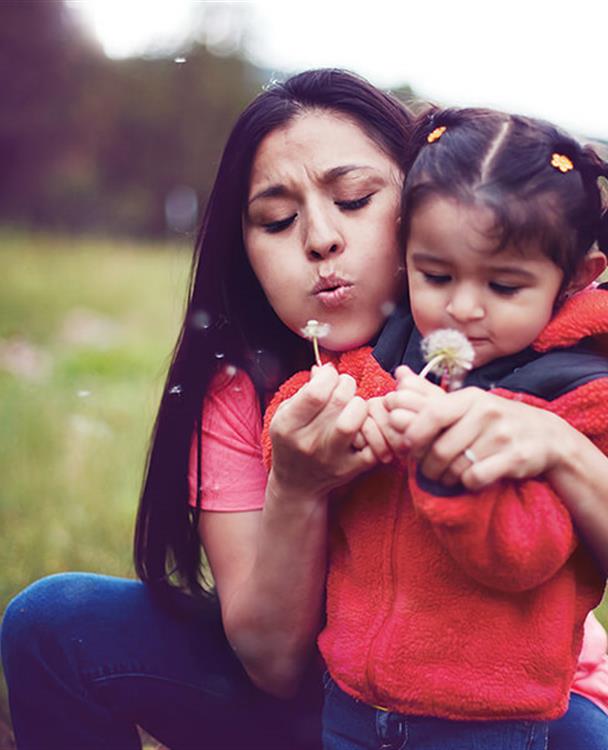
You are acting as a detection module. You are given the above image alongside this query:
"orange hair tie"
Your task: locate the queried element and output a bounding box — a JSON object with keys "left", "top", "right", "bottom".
{"left": 427, "top": 126, "right": 447, "bottom": 144}
{"left": 551, "top": 153, "right": 574, "bottom": 173}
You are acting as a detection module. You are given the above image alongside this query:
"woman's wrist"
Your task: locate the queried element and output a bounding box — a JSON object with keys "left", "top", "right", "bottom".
{"left": 544, "top": 416, "right": 587, "bottom": 491}
{"left": 265, "top": 468, "right": 329, "bottom": 511}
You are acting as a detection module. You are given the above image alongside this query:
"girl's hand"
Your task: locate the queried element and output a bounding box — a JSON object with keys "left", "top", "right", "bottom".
{"left": 382, "top": 366, "right": 446, "bottom": 459}
{"left": 388, "top": 384, "right": 561, "bottom": 490}
{"left": 352, "top": 367, "right": 441, "bottom": 461}
{"left": 356, "top": 397, "right": 402, "bottom": 464}
{"left": 269, "top": 364, "right": 378, "bottom": 497}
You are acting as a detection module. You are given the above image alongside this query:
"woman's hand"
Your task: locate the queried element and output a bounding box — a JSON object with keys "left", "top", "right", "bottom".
{"left": 385, "top": 366, "right": 561, "bottom": 490}
{"left": 269, "top": 364, "right": 378, "bottom": 497}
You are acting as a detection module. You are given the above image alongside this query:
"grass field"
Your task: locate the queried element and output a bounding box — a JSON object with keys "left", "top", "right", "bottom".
{"left": 0, "top": 230, "right": 191, "bottom": 728}
{"left": 0, "top": 230, "right": 606, "bottom": 736}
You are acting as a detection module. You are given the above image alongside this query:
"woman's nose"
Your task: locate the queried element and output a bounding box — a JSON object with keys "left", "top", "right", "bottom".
{"left": 303, "top": 208, "right": 344, "bottom": 260}
{"left": 446, "top": 285, "right": 485, "bottom": 322}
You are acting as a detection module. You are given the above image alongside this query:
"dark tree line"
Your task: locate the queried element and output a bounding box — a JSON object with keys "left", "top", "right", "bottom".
{"left": 0, "top": 1, "right": 265, "bottom": 237}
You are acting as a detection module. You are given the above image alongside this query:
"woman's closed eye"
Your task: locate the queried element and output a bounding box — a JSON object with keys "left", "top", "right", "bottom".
{"left": 335, "top": 193, "right": 374, "bottom": 211}
{"left": 262, "top": 214, "right": 296, "bottom": 234}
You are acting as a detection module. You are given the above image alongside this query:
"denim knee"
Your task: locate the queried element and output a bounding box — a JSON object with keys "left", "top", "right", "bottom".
{"left": 1, "top": 572, "right": 92, "bottom": 676}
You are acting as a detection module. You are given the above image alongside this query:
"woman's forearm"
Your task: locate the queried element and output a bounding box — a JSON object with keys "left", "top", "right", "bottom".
{"left": 547, "top": 424, "right": 608, "bottom": 574}
{"left": 221, "top": 471, "right": 329, "bottom": 697}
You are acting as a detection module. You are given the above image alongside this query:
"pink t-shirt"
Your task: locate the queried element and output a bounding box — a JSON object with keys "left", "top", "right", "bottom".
{"left": 188, "top": 369, "right": 267, "bottom": 511}
{"left": 571, "top": 612, "right": 608, "bottom": 714}
{"left": 188, "top": 368, "right": 608, "bottom": 714}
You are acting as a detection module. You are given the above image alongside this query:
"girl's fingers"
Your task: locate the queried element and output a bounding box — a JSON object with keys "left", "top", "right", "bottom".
{"left": 384, "top": 390, "right": 428, "bottom": 413}
{"left": 360, "top": 416, "right": 392, "bottom": 464}
{"left": 395, "top": 366, "right": 444, "bottom": 396}
{"left": 403, "top": 389, "right": 475, "bottom": 453}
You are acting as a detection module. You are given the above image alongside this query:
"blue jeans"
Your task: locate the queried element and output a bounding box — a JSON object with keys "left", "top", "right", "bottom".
{"left": 550, "top": 692, "right": 608, "bottom": 750}
{"left": 2, "top": 574, "right": 606, "bottom": 750}
{"left": 322, "top": 675, "right": 551, "bottom": 750}
{"left": 1, "top": 573, "right": 322, "bottom": 750}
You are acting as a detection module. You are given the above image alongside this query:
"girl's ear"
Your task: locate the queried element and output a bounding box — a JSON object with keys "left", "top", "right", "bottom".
{"left": 565, "top": 249, "right": 607, "bottom": 295}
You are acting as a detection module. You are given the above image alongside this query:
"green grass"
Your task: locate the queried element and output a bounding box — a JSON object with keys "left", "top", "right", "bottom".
{"left": 0, "top": 229, "right": 191, "bottom": 727}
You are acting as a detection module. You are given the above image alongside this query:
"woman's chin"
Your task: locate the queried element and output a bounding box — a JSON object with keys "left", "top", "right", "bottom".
{"left": 320, "top": 332, "right": 375, "bottom": 355}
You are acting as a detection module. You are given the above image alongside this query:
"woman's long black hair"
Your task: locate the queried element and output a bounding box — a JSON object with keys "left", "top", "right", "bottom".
{"left": 133, "top": 69, "right": 414, "bottom": 598}
{"left": 401, "top": 107, "right": 608, "bottom": 286}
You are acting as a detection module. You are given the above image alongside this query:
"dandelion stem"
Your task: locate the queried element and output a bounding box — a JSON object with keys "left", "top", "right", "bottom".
{"left": 419, "top": 354, "right": 444, "bottom": 379}
{"left": 312, "top": 336, "right": 322, "bottom": 367}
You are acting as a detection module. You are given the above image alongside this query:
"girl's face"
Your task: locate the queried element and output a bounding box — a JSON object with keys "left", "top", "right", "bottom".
{"left": 406, "top": 197, "right": 564, "bottom": 368}
{"left": 243, "top": 110, "right": 404, "bottom": 352}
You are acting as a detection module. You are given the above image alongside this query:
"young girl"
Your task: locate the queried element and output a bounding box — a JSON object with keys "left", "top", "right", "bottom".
{"left": 2, "top": 73, "right": 608, "bottom": 750}
{"left": 262, "top": 107, "right": 608, "bottom": 749}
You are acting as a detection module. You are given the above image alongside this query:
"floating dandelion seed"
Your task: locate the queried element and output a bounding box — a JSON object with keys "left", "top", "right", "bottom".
{"left": 214, "top": 352, "right": 225, "bottom": 360}
{"left": 174, "top": 57, "right": 187, "bottom": 64}
{"left": 301, "top": 320, "right": 331, "bottom": 367}
{"left": 420, "top": 329, "right": 474, "bottom": 390}
{"left": 77, "top": 390, "right": 91, "bottom": 398}
{"left": 168, "top": 385, "right": 183, "bottom": 395}
{"left": 224, "top": 364, "right": 237, "bottom": 378}
{"left": 190, "top": 310, "right": 211, "bottom": 330}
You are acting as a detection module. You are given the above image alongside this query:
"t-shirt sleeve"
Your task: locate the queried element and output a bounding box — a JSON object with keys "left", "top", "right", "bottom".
{"left": 188, "top": 369, "right": 268, "bottom": 511}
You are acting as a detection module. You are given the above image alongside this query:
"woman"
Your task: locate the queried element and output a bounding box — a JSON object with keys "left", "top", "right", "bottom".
{"left": 2, "top": 69, "right": 607, "bottom": 750}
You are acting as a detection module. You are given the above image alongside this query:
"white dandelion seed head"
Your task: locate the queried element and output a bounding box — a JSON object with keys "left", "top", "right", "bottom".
{"left": 300, "top": 320, "right": 331, "bottom": 341}
{"left": 421, "top": 329, "right": 474, "bottom": 376}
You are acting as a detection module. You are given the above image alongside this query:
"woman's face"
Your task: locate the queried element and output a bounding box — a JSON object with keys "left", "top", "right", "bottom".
{"left": 243, "top": 110, "right": 404, "bottom": 352}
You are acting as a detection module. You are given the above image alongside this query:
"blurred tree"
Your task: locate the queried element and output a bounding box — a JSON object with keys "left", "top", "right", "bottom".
{"left": 0, "top": 1, "right": 262, "bottom": 237}
{"left": 0, "top": 0, "right": 103, "bottom": 227}
{"left": 0, "top": 2, "right": 417, "bottom": 238}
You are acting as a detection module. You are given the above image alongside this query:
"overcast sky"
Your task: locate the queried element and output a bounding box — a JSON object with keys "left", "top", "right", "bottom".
{"left": 70, "top": 0, "right": 608, "bottom": 141}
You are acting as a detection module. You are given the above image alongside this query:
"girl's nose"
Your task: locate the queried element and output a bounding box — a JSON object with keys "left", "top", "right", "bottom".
{"left": 446, "top": 285, "right": 485, "bottom": 322}
{"left": 303, "top": 208, "right": 344, "bottom": 260}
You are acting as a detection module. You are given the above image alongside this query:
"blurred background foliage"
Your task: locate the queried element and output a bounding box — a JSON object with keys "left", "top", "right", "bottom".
{"left": 0, "top": 0, "right": 266, "bottom": 237}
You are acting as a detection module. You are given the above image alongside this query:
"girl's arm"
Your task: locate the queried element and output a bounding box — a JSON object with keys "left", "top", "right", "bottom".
{"left": 385, "top": 368, "right": 608, "bottom": 574}
{"left": 200, "top": 365, "right": 377, "bottom": 698}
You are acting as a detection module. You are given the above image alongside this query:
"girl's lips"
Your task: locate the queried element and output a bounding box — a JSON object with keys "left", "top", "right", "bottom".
{"left": 315, "top": 284, "right": 354, "bottom": 309}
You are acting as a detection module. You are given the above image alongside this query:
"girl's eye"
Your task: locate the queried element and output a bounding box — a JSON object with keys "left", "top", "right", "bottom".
{"left": 263, "top": 214, "right": 296, "bottom": 234}
{"left": 423, "top": 272, "right": 451, "bottom": 285}
{"left": 335, "top": 193, "right": 374, "bottom": 211}
{"left": 490, "top": 281, "right": 521, "bottom": 296}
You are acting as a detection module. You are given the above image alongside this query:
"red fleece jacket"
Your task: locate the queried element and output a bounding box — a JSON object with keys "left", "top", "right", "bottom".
{"left": 262, "top": 289, "right": 608, "bottom": 721}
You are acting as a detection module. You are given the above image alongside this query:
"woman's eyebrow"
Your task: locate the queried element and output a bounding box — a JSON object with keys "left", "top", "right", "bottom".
{"left": 248, "top": 165, "right": 379, "bottom": 205}
{"left": 248, "top": 184, "right": 289, "bottom": 205}
{"left": 320, "top": 164, "right": 378, "bottom": 183}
